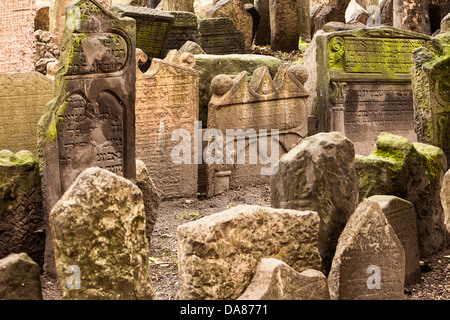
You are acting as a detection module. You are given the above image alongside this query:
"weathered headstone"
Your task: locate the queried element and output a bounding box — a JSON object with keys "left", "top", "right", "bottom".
{"left": 162, "top": 0, "right": 195, "bottom": 12}
{"left": 368, "top": 195, "right": 421, "bottom": 286}
{"left": 0, "top": 72, "right": 53, "bottom": 155}
{"left": 393, "top": 0, "right": 431, "bottom": 35}
{"left": 206, "top": 65, "right": 309, "bottom": 196}
{"left": 178, "top": 205, "right": 321, "bottom": 300}
{"left": 412, "top": 31, "right": 450, "bottom": 165}
{"left": 198, "top": 17, "right": 246, "bottom": 54}
{"left": 0, "top": 151, "right": 45, "bottom": 271}
{"left": 328, "top": 199, "right": 405, "bottom": 300}
{"left": 0, "top": 0, "right": 36, "bottom": 73}
{"left": 254, "top": 0, "right": 270, "bottom": 45}
{"left": 297, "top": 0, "right": 311, "bottom": 41}
{"left": 271, "top": 131, "right": 359, "bottom": 275}
{"left": 440, "top": 169, "right": 450, "bottom": 242}
{"left": 178, "top": 40, "right": 206, "bottom": 55}
{"left": 237, "top": 258, "right": 330, "bottom": 300}
{"left": 38, "top": 0, "right": 136, "bottom": 276}
{"left": 0, "top": 253, "right": 43, "bottom": 300}
{"left": 312, "top": 5, "right": 346, "bottom": 36}
{"left": 356, "top": 133, "right": 447, "bottom": 258}
{"left": 35, "top": 1, "right": 51, "bottom": 31}
{"left": 50, "top": 0, "right": 111, "bottom": 48}
{"left": 110, "top": 4, "right": 174, "bottom": 72}
{"left": 50, "top": 167, "right": 154, "bottom": 300}
{"left": 269, "top": 0, "right": 300, "bottom": 51}
{"left": 135, "top": 49, "right": 199, "bottom": 199}
{"left": 165, "top": 11, "right": 199, "bottom": 54}
{"left": 304, "top": 27, "right": 429, "bottom": 155}
{"left": 205, "top": 0, "right": 253, "bottom": 51}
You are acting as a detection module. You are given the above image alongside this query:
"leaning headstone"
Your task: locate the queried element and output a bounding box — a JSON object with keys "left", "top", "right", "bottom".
{"left": 312, "top": 6, "right": 346, "bottom": 36}
{"left": 38, "top": 0, "right": 137, "bottom": 276}
{"left": 271, "top": 131, "right": 359, "bottom": 275}
{"left": 135, "top": 49, "right": 199, "bottom": 199}
{"left": 206, "top": 65, "right": 309, "bottom": 196}
{"left": 297, "top": 0, "right": 311, "bottom": 41}
{"left": 0, "top": 72, "right": 53, "bottom": 155}
{"left": 178, "top": 40, "right": 206, "bottom": 55}
{"left": 412, "top": 31, "right": 450, "bottom": 164}
{"left": 0, "top": 253, "right": 43, "bottom": 300}
{"left": 205, "top": 0, "right": 253, "bottom": 51}
{"left": 269, "top": 0, "right": 300, "bottom": 51}
{"left": 245, "top": 3, "right": 260, "bottom": 44}
{"left": 368, "top": 195, "right": 421, "bottom": 286}
{"left": 393, "top": 0, "right": 431, "bottom": 35}
{"left": 0, "top": 151, "right": 45, "bottom": 271}
{"left": 304, "top": 27, "right": 430, "bottom": 155}
{"left": 197, "top": 17, "right": 245, "bottom": 55}
{"left": 440, "top": 169, "right": 450, "bottom": 242}
{"left": 164, "top": 11, "right": 199, "bottom": 54}
{"left": 178, "top": 205, "right": 321, "bottom": 300}
{"left": 110, "top": 4, "right": 174, "bottom": 72}
{"left": 0, "top": 0, "right": 36, "bottom": 73}
{"left": 162, "top": 0, "right": 195, "bottom": 12}
{"left": 356, "top": 133, "right": 447, "bottom": 258}
{"left": 50, "top": 0, "right": 111, "bottom": 47}
{"left": 237, "top": 258, "right": 330, "bottom": 300}
{"left": 328, "top": 199, "right": 405, "bottom": 300}
{"left": 254, "top": 0, "right": 270, "bottom": 45}
{"left": 50, "top": 167, "right": 154, "bottom": 300}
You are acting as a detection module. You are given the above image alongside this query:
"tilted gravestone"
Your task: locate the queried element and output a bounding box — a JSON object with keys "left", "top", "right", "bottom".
{"left": 135, "top": 49, "right": 199, "bottom": 199}
{"left": 412, "top": 31, "right": 450, "bottom": 165}
{"left": 198, "top": 18, "right": 245, "bottom": 55}
{"left": 38, "top": 0, "right": 136, "bottom": 276}
{"left": 206, "top": 65, "right": 309, "bottom": 197}
{"left": 0, "top": 73, "right": 54, "bottom": 155}
{"left": 165, "top": 11, "right": 199, "bottom": 55}
{"left": 110, "top": 4, "right": 174, "bottom": 72}
{"left": 304, "top": 27, "right": 430, "bottom": 156}
{"left": 328, "top": 199, "right": 405, "bottom": 300}
{"left": 162, "top": 0, "right": 195, "bottom": 13}
{"left": 0, "top": 0, "right": 36, "bottom": 73}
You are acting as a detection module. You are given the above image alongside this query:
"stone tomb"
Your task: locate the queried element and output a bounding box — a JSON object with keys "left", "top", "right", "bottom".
{"left": 110, "top": 4, "right": 174, "bottom": 72}
{"left": 0, "top": 0, "right": 36, "bottom": 73}
{"left": 206, "top": 65, "right": 309, "bottom": 197}
{"left": 135, "top": 50, "right": 199, "bottom": 199}
{"left": 304, "top": 27, "right": 430, "bottom": 155}
{"left": 0, "top": 72, "right": 54, "bottom": 155}
{"left": 38, "top": 0, "right": 136, "bottom": 275}
{"left": 198, "top": 18, "right": 245, "bottom": 55}
{"left": 165, "top": 11, "right": 199, "bottom": 54}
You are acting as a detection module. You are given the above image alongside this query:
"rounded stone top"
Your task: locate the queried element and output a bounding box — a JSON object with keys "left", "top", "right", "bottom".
{"left": 0, "top": 150, "right": 37, "bottom": 167}
{"left": 288, "top": 64, "right": 309, "bottom": 85}
{"left": 211, "top": 74, "right": 234, "bottom": 96}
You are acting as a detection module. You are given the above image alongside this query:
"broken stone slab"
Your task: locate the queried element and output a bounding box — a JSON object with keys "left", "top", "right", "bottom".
{"left": 328, "top": 199, "right": 405, "bottom": 300}
{"left": 271, "top": 131, "right": 359, "bottom": 275}
{"left": 367, "top": 195, "right": 422, "bottom": 286}
{"left": 177, "top": 205, "right": 321, "bottom": 300}
{"left": 237, "top": 258, "right": 330, "bottom": 300}
{"left": 50, "top": 167, "right": 154, "bottom": 300}
{"left": 178, "top": 40, "right": 206, "bottom": 55}
{"left": 355, "top": 132, "right": 447, "bottom": 258}
{"left": 0, "top": 253, "right": 43, "bottom": 300}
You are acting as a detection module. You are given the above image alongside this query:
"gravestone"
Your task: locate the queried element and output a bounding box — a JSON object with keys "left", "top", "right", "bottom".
{"left": 178, "top": 205, "right": 321, "bottom": 300}
{"left": 328, "top": 199, "right": 405, "bottom": 300}
{"left": 269, "top": 0, "right": 300, "bottom": 51}
{"left": 271, "top": 131, "right": 359, "bottom": 275}
{"left": 0, "top": 72, "right": 54, "bottom": 155}
{"left": 412, "top": 31, "right": 450, "bottom": 165}
{"left": 162, "top": 0, "right": 195, "bottom": 12}
{"left": 50, "top": 167, "right": 154, "bottom": 300}
{"left": 110, "top": 4, "right": 174, "bottom": 72}
{"left": 254, "top": 0, "right": 270, "bottom": 45}
{"left": 368, "top": 195, "right": 421, "bottom": 286}
{"left": 50, "top": 0, "right": 111, "bottom": 48}
{"left": 440, "top": 169, "right": 450, "bottom": 242}
{"left": 135, "top": 49, "right": 199, "bottom": 199}
{"left": 206, "top": 65, "right": 309, "bottom": 196}
{"left": 35, "top": 1, "right": 51, "bottom": 31}
{"left": 304, "top": 27, "right": 430, "bottom": 155}
{"left": 38, "top": 0, "right": 136, "bottom": 276}
{"left": 0, "top": 0, "right": 36, "bottom": 73}
{"left": 297, "top": 0, "right": 311, "bottom": 41}
{"left": 393, "top": 0, "right": 431, "bottom": 35}
{"left": 0, "top": 151, "right": 45, "bottom": 271}
{"left": 198, "top": 17, "right": 246, "bottom": 55}
{"left": 165, "top": 11, "right": 199, "bottom": 54}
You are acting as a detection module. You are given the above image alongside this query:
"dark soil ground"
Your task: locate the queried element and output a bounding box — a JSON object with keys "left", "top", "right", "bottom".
{"left": 41, "top": 184, "right": 449, "bottom": 300}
